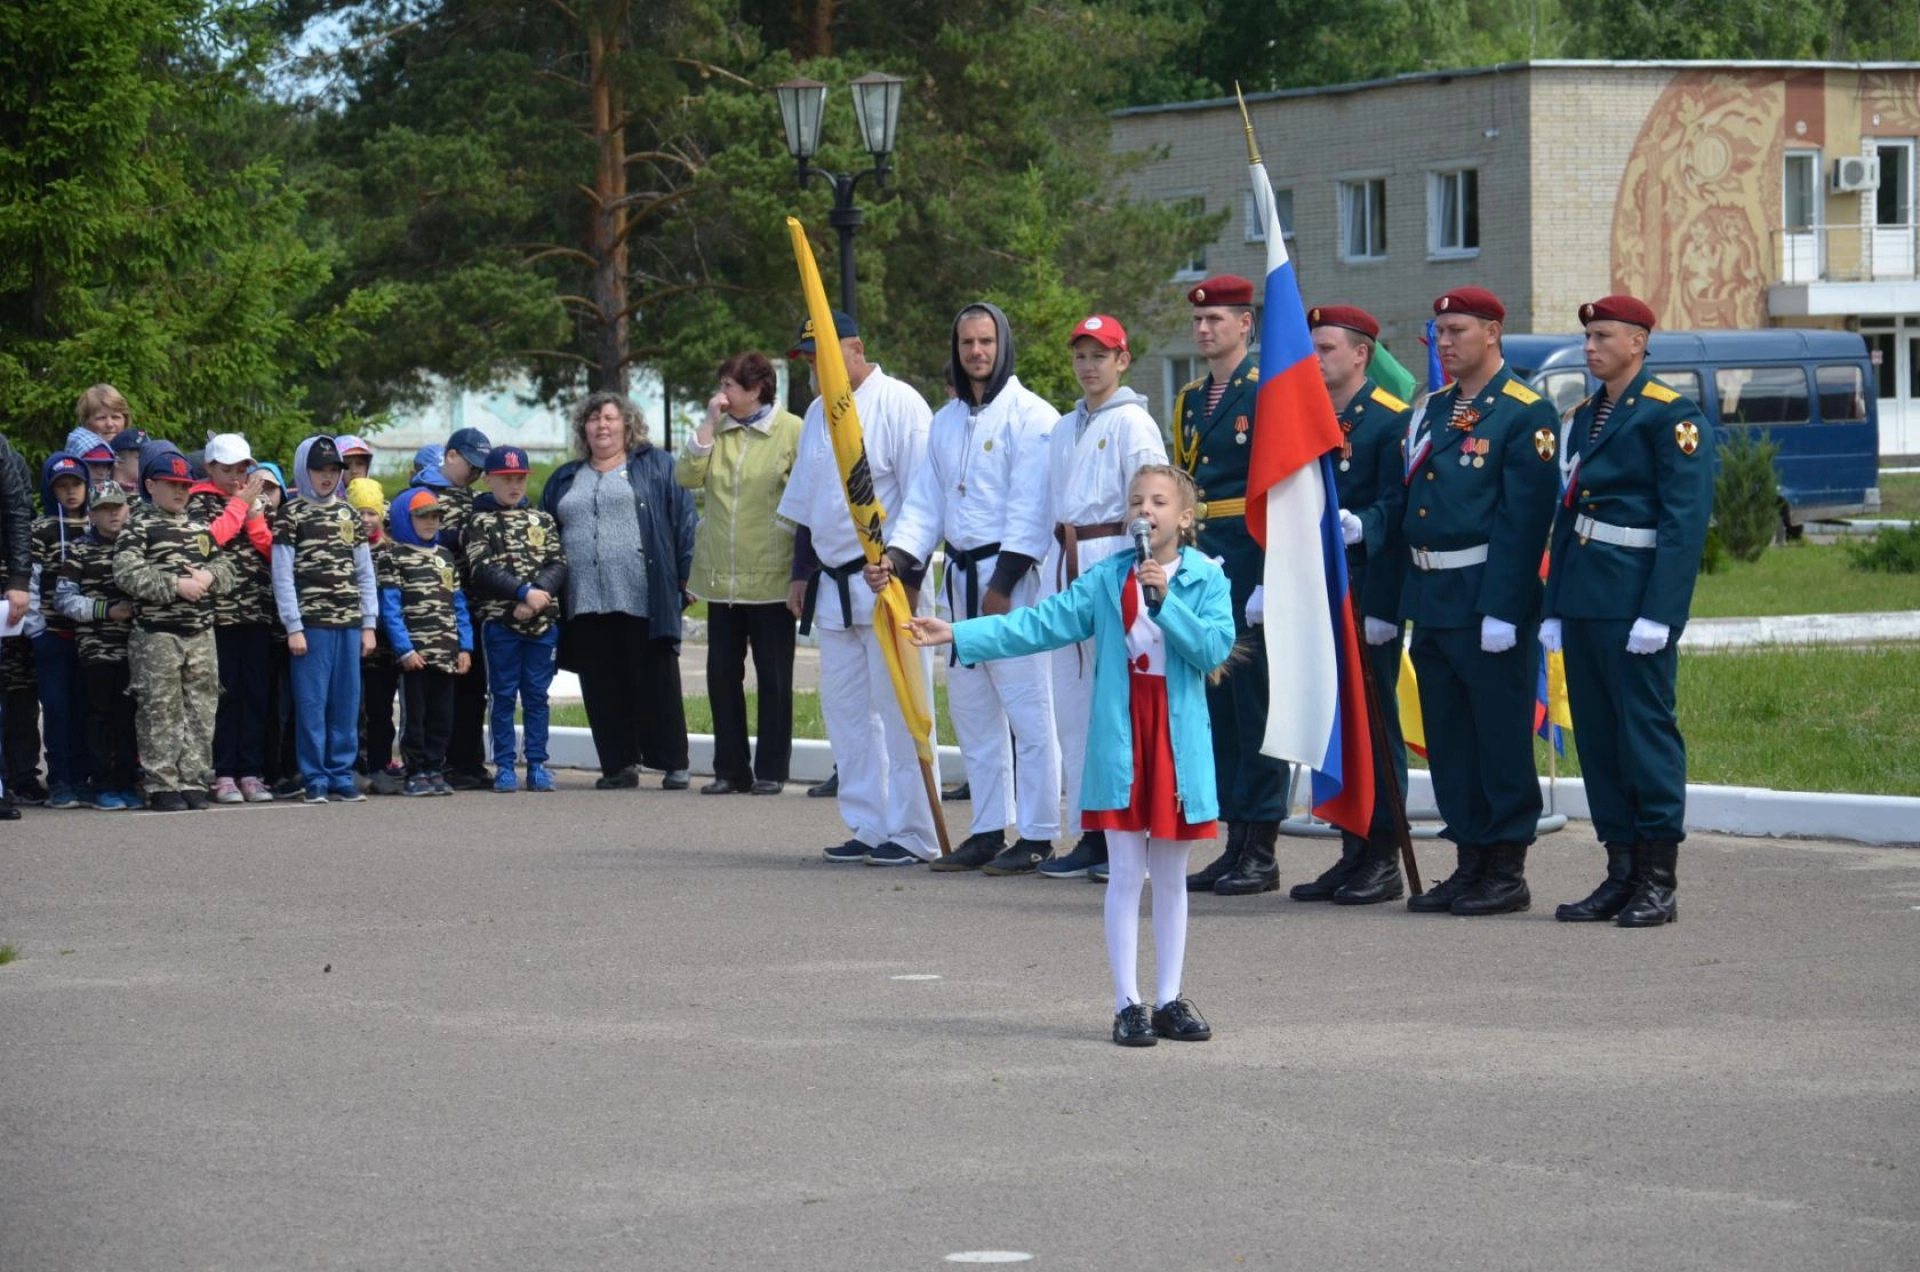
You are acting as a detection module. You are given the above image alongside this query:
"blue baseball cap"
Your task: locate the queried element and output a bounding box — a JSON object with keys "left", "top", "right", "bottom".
{"left": 109, "top": 430, "right": 150, "bottom": 454}
{"left": 789, "top": 310, "right": 858, "bottom": 357}
{"left": 484, "top": 445, "right": 532, "bottom": 475}
{"left": 413, "top": 442, "right": 445, "bottom": 469}
{"left": 446, "top": 427, "right": 492, "bottom": 468}
{"left": 141, "top": 450, "right": 197, "bottom": 485}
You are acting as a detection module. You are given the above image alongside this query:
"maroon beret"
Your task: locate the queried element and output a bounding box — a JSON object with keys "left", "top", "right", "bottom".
{"left": 1434, "top": 287, "right": 1506, "bottom": 323}
{"left": 1187, "top": 275, "right": 1255, "bottom": 307}
{"left": 1579, "top": 294, "right": 1656, "bottom": 331}
{"left": 1308, "top": 304, "right": 1380, "bottom": 341}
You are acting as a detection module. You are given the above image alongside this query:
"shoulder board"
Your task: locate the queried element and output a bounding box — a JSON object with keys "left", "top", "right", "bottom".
{"left": 1180, "top": 375, "right": 1207, "bottom": 394}
{"left": 1641, "top": 380, "right": 1681, "bottom": 404}
{"left": 1246, "top": 367, "right": 1260, "bottom": 382}
{"left": 1368, "top": 386, "right": 1410, "bottom": 413}
{"left": 1501, "top": 379, "right": 1542, "bottom": 406}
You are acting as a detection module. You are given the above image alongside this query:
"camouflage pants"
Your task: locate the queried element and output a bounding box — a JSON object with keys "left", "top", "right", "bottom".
{"left": 129, "top": 628, "right": 219, "bottom": 794}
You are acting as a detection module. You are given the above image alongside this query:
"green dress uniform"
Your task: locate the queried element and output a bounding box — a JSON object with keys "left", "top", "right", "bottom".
{"left": 1543, "top": 371, "right": 1714, "bottom": 854}
{"left": 1173, "top": 352, "right": 1291, "bottom": 826}
{"left": 1392, "top": 365, "right": 1560, "bottom": 860}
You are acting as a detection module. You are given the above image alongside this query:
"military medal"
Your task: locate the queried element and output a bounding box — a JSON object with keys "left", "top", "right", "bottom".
{"left": 1234, "top": 415, "right": 1250, "bottom": 445}
{"left": 1339, "top": 459, "right": 1350, "bottom": 472}
{"left": 1459, "top": 451, "right": 1472, "bottom": 466}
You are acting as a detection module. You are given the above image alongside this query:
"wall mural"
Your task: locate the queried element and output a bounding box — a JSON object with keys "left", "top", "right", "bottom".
{"left": 1612, "top": 71, "right": 1783, "bottom": 329}
{"left": 1863, "top": 72, "right": 1920, "bottom": 133}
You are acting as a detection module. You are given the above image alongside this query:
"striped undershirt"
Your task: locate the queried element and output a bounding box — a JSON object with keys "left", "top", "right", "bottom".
{"left": 1588, "top": 392, "right": 1615, "bottom": 443}
{"left": 1206, "top": 380, "right": 1227, "bottom": 415}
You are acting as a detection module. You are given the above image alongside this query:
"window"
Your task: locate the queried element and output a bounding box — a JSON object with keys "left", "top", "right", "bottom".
{"left": 1651, "top": 369, "right": 1703, "bottom": 402}
{"left": 1427, "top": 169, "right": 1479, "bottom": 257}
{"left": 1244, "top": 188, "right": 1294, "bottom": 243}
{"left": 1165, "top": 356, "right": 1204, "bottom": 430}
{"left": 1783, "top": 153, "right": 1819, "bottom": 230}
{"left": 1714, "top": 366, "right": 1810, "bottom": 427}
{"left": 1539, "top": 371, "right": 1589, "bottom": 415}
{"left": 1337, "top": 178, "right": 1387, "bottom": 261}
{"left": 1815, "top": 364, "right": 1868, "bottom": 422}
{"left": 1170, "top": 194, "right": 1207, "bottom": 278}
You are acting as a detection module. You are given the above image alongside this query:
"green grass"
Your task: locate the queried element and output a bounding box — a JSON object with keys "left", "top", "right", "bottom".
{"left": 1411, "top": 646, "right": 1920, "bottom": 795}
{"left": 1690, "top": 541, "right": 1920, "bottom": 617}
{"left": 1876, "top": 472, "right": 1920, "bottom": 521}
{"left": 0, "top": 943, "right": 17, "bottom": 966}
{"left": 553, "top": 685, "right": 958, "bottom": 746}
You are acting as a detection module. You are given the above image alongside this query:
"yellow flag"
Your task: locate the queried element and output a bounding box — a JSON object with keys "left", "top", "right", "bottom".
{"left": 785, "top": 217, "right": 936, "bottom": 765}
{"left": 1545, "top": 648, "right": 1573, "bottom": 730}
{"left": 1398, "top": 645, "right": 1426, "bottom": 759}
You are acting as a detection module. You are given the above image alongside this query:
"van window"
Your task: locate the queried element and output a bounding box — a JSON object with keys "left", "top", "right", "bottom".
{"left": 1539, "top": 371, "right": 1588, "bottom": 414}
{"left": 1814, "top": 364, "right": 1868, "bottom": 422}
{"left": 1650, "top": 369, "right": 1703, "bottom": 402}
{"left": 1713, "top": 366, "right": 1810, "bottom": 427}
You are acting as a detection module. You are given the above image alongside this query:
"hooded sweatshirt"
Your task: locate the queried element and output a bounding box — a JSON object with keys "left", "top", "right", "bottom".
{"left": 270, "top": 436, "right": 378, "bottom": 634}
{"left": 1046, "top": 384, "right": 1168, "bottom": 590}
{"left": 377, "top": 487, "right": 472, "bottom": 672}
{"left": 31, "top": 454, "right": 91, "bottom": 635}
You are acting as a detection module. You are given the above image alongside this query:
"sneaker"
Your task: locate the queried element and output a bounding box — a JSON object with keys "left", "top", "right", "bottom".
{"left": 430, "top": 774, "right": 453, "bottom": 796}
{"left": 48, "top": 784, "right": 79, "bottom": 810}
{"left": 211, "top": 777, "right": 244, "bottom": 805}
{"left": 271, "top": 776, "right": 306, "bottom": 799}
{"left": 92, "top": 789, "right": 131, "bottom": 811}
{"left": 120, "top": 788, "right": 146, "bottom": 809}
{"left": 863, "top": 842, "right": 924, "bottom": 867}
{"left": 330, "top": 785, "right": 368, "bottom": 803}
{"left": 929, "top": 831, "right": 1007, "bottom": 873}
{"left": 1151, "top": 996, "right": 1213, "bottom": 1042}
{"left": 149, "top": 790, "right": 188, "bottom": 813}
{"left": 182, "top": 789, "right": 210, "bottom": 811}
{"left": 493, "top": 768, "right": 518, "bottom": 794}
{"left": 403, "top": 776, "right": 434, "bottom": 797}
{"left": 303, "top": 786, "right": 330, "bottom": 805}
{"left": 240, "top": 777, "right": 274, "bottom": 804}
{"left": 594, "top": 766, "right": 640, "bottom": 790}
{"left": 982, "top": 837, "right": 1055, "bottom": 876}
{"left": 661, "top": 769, "right": 690, "bottom": 791}
{"left": 1112, "top": 1002, "right": 1158, "bottom": 1047}
{"left": 822, "top": 839, "right": 873, "bottom": 865}
{"left": 527, "top": 764, "right": 556, "bottom": 792}
{"left": 1039, "top": 833, "right": 1108, "bottom": 879}
{"left": 448, "top": 768, "right": 494, "bottom": 791}
{"left": 368, "top": 768, "right": 406, "bottom": 796}
{"left": 1088, "top": 859, "right": 1111, "bottom": 884}
{"left": 79, "top": 787, "right": 112, "bottom": 810}
{"left": 11, "top": 777, "right": 48, "bottom": 806}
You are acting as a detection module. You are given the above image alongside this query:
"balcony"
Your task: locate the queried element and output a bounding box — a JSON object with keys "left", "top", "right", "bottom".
{"left": 1768, "top": 224, "right": 1920, "bottom": 318}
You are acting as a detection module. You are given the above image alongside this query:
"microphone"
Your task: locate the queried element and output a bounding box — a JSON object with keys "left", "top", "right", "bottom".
{"left": 1128, "top": 517, "right": 1162, "bottom": 607}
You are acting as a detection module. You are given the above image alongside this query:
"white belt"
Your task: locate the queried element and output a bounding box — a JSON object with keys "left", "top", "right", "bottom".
{"left": 1408, "top": 544, "right": 1489, "bottom": 571}
{"left": 1573, "top": 514, "right": 1657, "bottom": 549}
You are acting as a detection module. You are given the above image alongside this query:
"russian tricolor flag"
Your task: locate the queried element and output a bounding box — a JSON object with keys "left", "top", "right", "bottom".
{"left": 1243, "top": 157, "right": 1375, "bottom": 838}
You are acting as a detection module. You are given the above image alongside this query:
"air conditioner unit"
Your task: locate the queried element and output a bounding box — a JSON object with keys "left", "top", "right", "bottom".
{"left": 1832, "top": 155, "right": 1880, "bottom": 194}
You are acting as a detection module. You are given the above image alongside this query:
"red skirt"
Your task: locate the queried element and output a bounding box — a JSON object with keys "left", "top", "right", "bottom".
{"left": 1083, "top": 672, "right": 1217, "bottom": 841}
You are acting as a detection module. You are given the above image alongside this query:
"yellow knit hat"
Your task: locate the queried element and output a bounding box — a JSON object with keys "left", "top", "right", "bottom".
{"left": 346, "top": 477, "right": 387, "bottom": 512}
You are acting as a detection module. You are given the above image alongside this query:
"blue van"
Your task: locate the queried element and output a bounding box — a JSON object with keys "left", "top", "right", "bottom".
{"left": 1502, "top": 330, "right": 1882, "bottom": 525}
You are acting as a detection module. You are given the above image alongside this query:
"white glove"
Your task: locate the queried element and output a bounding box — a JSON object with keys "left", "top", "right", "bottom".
{"left": 1626, "top": 617, "right": 1671, "bottom": 655}
{"left": 1480, "top": 616, "right": 1517, "bottom": 653}
{"left": 1539, "top": 618, "right": 1563, "bottom": 653}
{"left": 1338, "top": 509, "right": 1363, "bottom": 546}
{"left": 1364, "top": 617, "right": 1398, "bottom": 646}
{"left": 1244, "top": 584, "right": 1265, "bottom": 626}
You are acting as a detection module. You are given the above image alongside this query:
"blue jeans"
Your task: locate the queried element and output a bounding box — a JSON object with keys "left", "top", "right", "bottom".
{"left": 482, "top": 622, "right": 558, "bottom": 769}
{"left": 290, "top": 625, "right": 363, "bottom": 791}
{"left": 30, "top": 631, "right": 89, "bottom": 790}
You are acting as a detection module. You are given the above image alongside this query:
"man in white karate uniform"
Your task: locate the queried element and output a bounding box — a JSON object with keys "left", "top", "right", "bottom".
{"left": 776, "top": 311, "right": 939, "bottom": 867}
{"left": 868, "top": 301, "right": 1061, "bottom": 875}
{"left": 1034, "top": 314, "right": 1168, "bottom": 880}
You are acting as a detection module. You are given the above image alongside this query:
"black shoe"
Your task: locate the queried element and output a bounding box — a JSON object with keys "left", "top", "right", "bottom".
{"left": 1615, "top": 842, "right": 1679, "bottom": 927}
{"left": 929, "top": 830, "right": 1006, "bottom": 873}
{"left": 0, "top": 797, "right": 18, "bottom": 820}
{"left": 447, "top": 768, "right": 493, "bottom": 791}
{"left": 1187, "top": 823, "right": 1247, "bottom": 892}
{"left": 594, "top": 767, "right": 640, "bottom": 790}
{"left": 368, "top": 768, "right": 406, "bottom": 796}
{"left": 863, "top": 842, "right": 923, "bottom": 867}
{"left": 661, "top": 770, "right": 690, "bottom": 790}
{"left": 12, "top": 777, "right": 47, "bottom": 806}
{"left": 807, "top": 771, "right": 839, "bottom": 798}
{"left": 149, "top": 790, "right": 188, "bottom": 813}
{"left": 701, "top": 778, "right": 748, "bottom": 795}
{"left": 1408, "top": 845, "right": 1485, "bottom": 912}
{"left": 750, "top": 779, "right": 784, "bottom": 795}
{"left": 1039, "top": 832, "right": 1108, "bottom": 879}
{"left": 181, "top": 789, "right": 209, "bottom": 811}
{"left": 1151, "top": 997, "right": 1213, "bottom": 1042}
{"left": 1289, "top": 836, "right": 1365, "bottom": 901}
{"left": 982, "top": 837, "right": 1054, "bottom": 876}
{"left": 1451, "top": 842, "right": 1531, "bottom": 916}
{"left": 1556, "top": 843, "right": 1637, "bottom": 922}
{"left": 271, "top": 776, "right": 306, "bottom": 799}
{"left": 942, "top": 780, "right": 971, "bottom": 802}
{"left": 822, "top": 838, "right": 873, "bottom": 865}
{"left": 1112, "top": 1003, "right": 1158, "bottom": 1047}
{"left": 1332, "top": 848, "right": 1404, "bottom": 905}
{"left": 1214, "top": 822, "right": 1280, "bottom": 896}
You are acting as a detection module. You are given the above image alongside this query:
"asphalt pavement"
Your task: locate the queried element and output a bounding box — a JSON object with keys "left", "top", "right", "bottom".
{"left": 3, "top": 783, "right": 1916, "bottom": 1271}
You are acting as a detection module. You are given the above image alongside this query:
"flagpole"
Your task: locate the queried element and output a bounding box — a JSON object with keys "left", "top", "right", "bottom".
{"left": 1234, "top": 83, "right": 1260, "bottom": 165}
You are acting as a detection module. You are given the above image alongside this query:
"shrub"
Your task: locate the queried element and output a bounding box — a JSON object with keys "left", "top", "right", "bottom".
{"left": 1847, "top": 524, "right": 1920, "bottom": 574}
{"left": 1699, "top": 524, "right": 1726, "bottom": 575}
{"left": 1715, "top": 430, "right": 1781, "bottom": 564}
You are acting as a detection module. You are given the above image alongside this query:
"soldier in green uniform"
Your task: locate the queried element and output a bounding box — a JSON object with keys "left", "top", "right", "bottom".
{"left": 113, "top": 451, "right": 236, "bottom": 812}
{"left": 1172, "top": 274, "right": 1293, "bottom": 897}
{"left": 1290, "top": 304, "right": 1412, "bottom": 905}
{"left": 1543, "top": 295, "right": 1714, "bottom": 928}
{"left": 1393, "top": 287, "right": 1560, "bottom": 916}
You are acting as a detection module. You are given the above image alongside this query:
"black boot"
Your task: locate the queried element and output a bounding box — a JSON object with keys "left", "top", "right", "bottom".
{"left": 1186, "top": 822, "right": 1246, "bottom": 892}
{"left": 1615, "top": 842, "right": 1679, "bottom": 927}
{"left": 1332, "top": 834, "right": 1404, "bottom": 905}
{"left": 1289, "top": 834, "right": 1364, "bottom": 901}
{"left": 1407, "top": 845, "right": 1484, "bottom": 912}
{"left": 1214, "top": 821, "right": 1280, "bottom": 896}
{"left": 1555, "top": 843, "right": 1636, "bottom": 922}
{"left": 1451, "top": 841, "right": 1531, "bottom": 916}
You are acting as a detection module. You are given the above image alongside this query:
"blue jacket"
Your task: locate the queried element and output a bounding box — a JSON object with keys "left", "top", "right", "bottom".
{"left": 952, "top": 547, "right": 1236, "bottom": 821}
{"left": 540, "top": 445, "right": 696, "bottom": 647}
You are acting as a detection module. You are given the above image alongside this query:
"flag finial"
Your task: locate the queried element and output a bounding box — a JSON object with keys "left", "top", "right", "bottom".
{"left": 1234, "top": 82, "right": 1260, "bottom": 166}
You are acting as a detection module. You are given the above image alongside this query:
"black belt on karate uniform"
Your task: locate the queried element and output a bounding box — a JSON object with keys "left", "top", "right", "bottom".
{"left": 798, "top": 555, "right": 867, "bottom": 636}
{"left": 942, "top": 540, "right": 1002, "bottom": 622}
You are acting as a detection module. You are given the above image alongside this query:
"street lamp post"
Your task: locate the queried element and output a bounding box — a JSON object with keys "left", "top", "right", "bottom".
{"left": 773, "top": 72, "right": 905, "bottom": 321}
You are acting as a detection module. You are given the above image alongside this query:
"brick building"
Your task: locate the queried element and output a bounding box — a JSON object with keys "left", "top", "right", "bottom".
{"left": 1111, "top": 61, "right": 1920, "bottom": 455}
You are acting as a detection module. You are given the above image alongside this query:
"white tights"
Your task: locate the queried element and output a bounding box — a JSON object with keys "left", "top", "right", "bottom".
{"left": 1103, "top": 829, "right": 1193, "bottom": 1012}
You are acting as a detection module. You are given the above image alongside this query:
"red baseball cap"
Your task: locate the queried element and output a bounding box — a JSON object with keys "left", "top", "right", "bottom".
{"left": 1186, "top": 275, "right": 1255, "bottom": 307}
{"left": 1579, "top": 294, "right": 1657, "bottom": 331}
{"left": 1308, "top": 304, "right": 1380, "bottom": 341}
{"left": 1434, "top": 287, "right": 1506, "bottom": 323}
{"left": 1069, "top": 314, "right": 1128, "bottom": 350}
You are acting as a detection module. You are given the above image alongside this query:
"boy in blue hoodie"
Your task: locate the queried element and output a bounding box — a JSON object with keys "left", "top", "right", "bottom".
{"left": 379, "top": 488, "right": 473, "bottom": 795}
{"left": 29, "top": 454, "right": 94, "bottom": 807}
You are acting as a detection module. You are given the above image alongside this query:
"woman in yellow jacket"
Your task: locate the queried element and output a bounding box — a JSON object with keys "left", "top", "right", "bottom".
{"left": 675, "top": 352, "right": 804, "bottom": 794}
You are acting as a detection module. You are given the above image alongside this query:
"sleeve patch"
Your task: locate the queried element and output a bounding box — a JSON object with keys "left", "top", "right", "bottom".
{"left": 1501, "top": 379, "right": 1542, "bottom": 406}
{"left": 1675, "top": 421, "right": 1701, "bottom": 454}
{"left": 1534, "top": 427, "right": 1557, "bottom": 461}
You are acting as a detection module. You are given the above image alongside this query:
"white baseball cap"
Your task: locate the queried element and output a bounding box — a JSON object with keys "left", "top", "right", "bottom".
{"left": 205, "top": 433, "right": 253, "bottom": 465}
